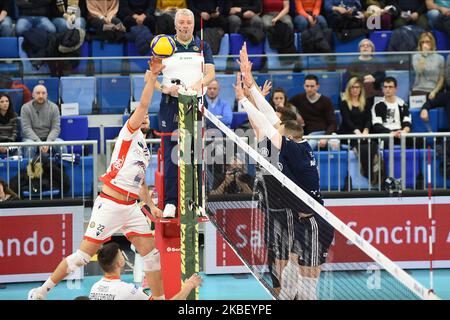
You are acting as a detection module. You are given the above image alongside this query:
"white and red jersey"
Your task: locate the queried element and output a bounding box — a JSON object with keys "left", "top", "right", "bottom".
{"left": 100, "top": 121, "right": 150, "bottom": 198}
{"left": 89, "top": 276, "right": 151, "bottom": 300}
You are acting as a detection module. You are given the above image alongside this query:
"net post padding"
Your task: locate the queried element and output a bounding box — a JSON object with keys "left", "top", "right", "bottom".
{"left": 202, "top": 108, "right": 440, "bottom": 301}
{"left": 178, "top": 89, "right": 200, "bottom": 300}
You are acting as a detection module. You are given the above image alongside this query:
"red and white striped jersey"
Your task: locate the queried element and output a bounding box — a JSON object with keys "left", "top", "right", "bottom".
{"left": 100, "top": 121, "right": 150, "bottom": 198}
{"left": 89, "top": 276, "right": 151, "bottom": 300}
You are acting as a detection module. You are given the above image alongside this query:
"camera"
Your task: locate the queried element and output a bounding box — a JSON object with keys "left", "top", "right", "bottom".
{"left": 383, "top": 177, "right": 402, "bottom": 196}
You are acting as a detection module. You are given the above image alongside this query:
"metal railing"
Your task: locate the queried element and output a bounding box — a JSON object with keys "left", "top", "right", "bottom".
{"left": 0, "top": 140, "right": 98, "bottom": 200}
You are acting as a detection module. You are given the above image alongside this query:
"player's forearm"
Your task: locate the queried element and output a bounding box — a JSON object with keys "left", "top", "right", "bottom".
{"left": 202, "top": 64, "right": 215, "bottom": 87}
{"left": 170, "top": 283, "right": 196, "bottom": 300}
{"left": 139, "top": 182, "right": 152, "bottom": 205}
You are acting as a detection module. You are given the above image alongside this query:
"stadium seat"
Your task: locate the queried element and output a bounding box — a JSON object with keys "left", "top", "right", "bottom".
{"left": 67, "top": 155, "right": 94, "bottom": 197}
{"left": 72, "top": 41, "right": 92, "bottom": 75}
{"left": 131, "top": 75, "right": 162, "bottom": 113}
{"left": 60, "top": 76, "right": 96, "bottom": 115}
{"left": 0, "top": 88, "right": 23, "bottom": 113}
{"left": 410, "top": 108, "right": 438, "bottom": 133}
{"left": 335, "top": 110, "right": 342, "bottom": 128}
{"left": 271, "top": 73, "right": 305, "bottom": 98}
{"left": 332, "top": 33, "right": 366, "bottom": 53}
{"left": 229, "top": 33, "right": 264, "bottom": 71}
{"left": 92, "top": 40, "right": 125, "bottom": 74}
{"left": 0, "top": 37, "right": 19, "bottom": 58}
{"left": 433, "top": 30, "right": 450, "bottom": 51}
{"left": 230, "top": 112, "right": 248, "bottom": 129}
{"left": 253, "top": 73, "right": 271, "bottom": 88}
{"left": 18, "top": 37, "right": 51, "bottom": 75}
{"left": 419, "top": 148, "right": 450, "bottom": 189}
{"left": 215, "top": 74, "right": 236, "bottom": 111}
{"left": 215, "top": 33, "right": 229, "bottom": 72}
{"left": 0, "top": 158, "right": 21, "bottom": 184}
{"left": 437, "top": 108, "right": 448, "bottom": 131}
{"left": 23, "top": 77, "right": 60, "bottom": 103}
{"left": 385, "top": 70, "right": 410, "bottom": 102}
{"left": 369, "top": 31, "right": 392, "bottom": 52}
{"left": 126, "top": 41, "right": 150, "bottom": 73}
{"left": 347, "top": 150, "right": 370, "bottom": 190}
{"left": 316, "top": 72, "right": 341, "bottom": 108}
{"left": 314, "top": 150, "right": 348, "bottom": 190}
{"left": 60, "top": 115, "right": 89, "bottom": 154}
{"left": 383, "top": 148, "right": 420, "bottom": 188}
{"left": 264, "top": 33, "right": 300, "bottom": 70}
{"left": 97, "top": 76, "right": 131, "bottom": 114}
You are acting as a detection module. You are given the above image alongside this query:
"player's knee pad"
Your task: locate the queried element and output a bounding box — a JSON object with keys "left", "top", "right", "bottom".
{"left": 66, "top": 250, "right": 91, "bottom": 274}
{"left": 142, "top": 248, "right": 160, "bottom": 272}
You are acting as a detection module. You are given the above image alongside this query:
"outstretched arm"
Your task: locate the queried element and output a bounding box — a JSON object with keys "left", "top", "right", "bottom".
{"left": 170, "top": 274, "right": 203, "bottom": 300}
{"left": 128, "top": 58, "right": 164, "bottom": 131}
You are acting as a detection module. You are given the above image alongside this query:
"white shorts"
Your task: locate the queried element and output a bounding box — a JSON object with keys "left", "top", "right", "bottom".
{"left": 84, "top": 193, "right": 154, "bottom": 244}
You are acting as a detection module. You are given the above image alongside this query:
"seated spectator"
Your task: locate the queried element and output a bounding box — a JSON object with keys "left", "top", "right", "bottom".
{"left": 227, "top": 0, "right": 263, "bottom": 34}
{"left": 426, "top": 0, "right": 450, "bottom": 31}
{"left": 339, "top": 77, "right": 382, "bottom": 185}
{"left": 446, "top": 54, "right": 450, "bottom": 90}
{"left": 261, "top": 0, "right": 293, "bottom": 31}
{"left": 118, "top": 0, "right": 157, "bottom": 34}
{"left": 205, "top": 79, "right": 233, "bottom": 128}
{"left": 362, "top": 0, "right": 398, "bottom": 30}
{"left": 269, "top": 87, "right": 304, "bottom": 126}
{"left": 323, "top": 0, "right": 366, "bottom": 32}
{"left": 0, "top": 179, "right": 19, "bottom": 201}
{"left": 154, "top": 0, "right": 187, "bottom": 34}
{"left": 0, "top": 75, "right": 32, "bottom": 103}
{"left": 289, "top": 74, "right": 338, "bottom": 150}
{"left": 16, "top": 0, "right": 57, "bottom": 36}
{"left": 86, "top": 0, "right": 126, "bottom": 40}
{"left": 386, "top": 0, "right": 428, "bottom": 30}
{"left": 411, "top": 32, "right": 445, "bottom": 101}
{"left": 0, "top": 93, "right": 19, "bottom": 157}
{"left": 52, "top": 0, "right": 87, "bottom": 32}
{"left": 293, "top": 0, "right": 328, "bottom": 32}
{"left": 20, "top": 85, "right": 66, "bottom": 157}
{"left": 188, "top": 0, "right": 228, "bottom": 32}
{"left": 371, "top": 76, "right": 414, "bottom": 147}
{"left": 344, "top": 38, "right": 385, "bottom": 106}
{"left": 0, "top": 0, "right": 13, "bottom": 37}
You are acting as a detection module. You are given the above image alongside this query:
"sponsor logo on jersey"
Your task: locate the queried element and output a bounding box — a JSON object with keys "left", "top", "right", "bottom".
{"left": 89, "top": 222, "right": 95, "bottom": 228}
{"left": 259, "top": 147, "right": 269, "bottom": 157}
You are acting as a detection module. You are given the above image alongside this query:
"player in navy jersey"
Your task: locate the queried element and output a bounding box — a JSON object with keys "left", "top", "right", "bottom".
{"left": 155, "top": 8, "right": 216, "bottom": 218}
{"left": 237, "top": 44, "right": 334, "bottom": 300}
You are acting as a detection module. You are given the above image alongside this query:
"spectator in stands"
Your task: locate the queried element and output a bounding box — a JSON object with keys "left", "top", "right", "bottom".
{"left": 371, "top": 76, "right": 412, "bottom": 146}
{"left": 86, "top": 0, "right": 126, "bottom": 35}
{"left": 344, "top": 38, "right": 385, "bottom": 106}
{"left": 0, "top": 75, "right": 32, "bottom": 104}
{"left": 261, "top": 0, "right": 293, "bottom": 31}
{"left": 226, "top": 0, "right": 264, "bottom": 33}
{"left": 0, "top": 0, "right": 13, "bottom": 36}
{"left": 16, "top": 0, "right": 57, "bottom": 36}
{"left": 447, "top": 54, "right": 450, "bottom": 90}
{"left": 0, "top": 179, "right": 19, "bottom": 201}
{"left": 323, "top": 0, "right": 366, "bottom": 31}
{"left": 269, "top": 87, "right": 304, "bottom": 126}
{"left": 426, "top": 0, "right": 450, "bottom": 31}
{"left": 293, "top": 0, "right": 328, "bottom": 32}
{"left": 205, "top": 80, "right": 233, "bottom": 128}
{"left": 20, "top": 85, "right": 66, "bottom": 157}
{"left": 188, "top": 0, "right": 229, "bottom": 32}
{"left": 411, "top": 32, "right": 445, "bottom": 101}
{"left": 339, "top": 77, "right": 383, "bottom": 185}
{"left": 386, "top": 0, "right": 429, "bottom": 30}
{"left": 210, "top": 157, "right": 253, "bottom": 195}
{"left": 154, "top": 0, "right": 187, "bottom": 34}
{"left": 362, "top": 0, "right": 398, "bottom": 30}
{"left": 52, "top": 0, "right": 87, "bottom": 32}
{"left": 0, "top": 93, "right": 19, "bottom": 157}
{"left": 118, "top": 0, "right": 157, "bottom": 34}
{"left": 289, "top": 74, "right": 339, "bottom": 150}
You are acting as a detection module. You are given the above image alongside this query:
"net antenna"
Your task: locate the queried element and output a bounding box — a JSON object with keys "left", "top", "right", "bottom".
{"left": 202, "top": 107, "right": 440, "bottom": 301}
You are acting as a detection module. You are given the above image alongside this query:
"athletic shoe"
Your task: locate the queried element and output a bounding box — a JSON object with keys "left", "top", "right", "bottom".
{"left": 27, "top": 288, "right": 45, "bottom": 300}
{"left": 163, "top": 204, "right": 176, "bottom": 218}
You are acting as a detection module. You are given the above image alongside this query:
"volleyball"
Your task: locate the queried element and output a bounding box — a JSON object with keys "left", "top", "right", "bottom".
{"left": 150, "top": 34, "right": 176, "bottom": 58}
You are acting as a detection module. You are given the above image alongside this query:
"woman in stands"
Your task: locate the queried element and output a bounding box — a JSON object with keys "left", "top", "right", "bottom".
{"left": 0, "top": 93, "right": 19, "bottom": 157}
{"left": 339, "top": 77, "right": 383, "bottom": 187}
{"left": 269, "top": 88, "right": 304, "bottom": 126}
{"left": 0, "top": 179, "right": 19, "bottom": 202}
{"left": 411, "top": 32, "right": 445, "bottom": 101}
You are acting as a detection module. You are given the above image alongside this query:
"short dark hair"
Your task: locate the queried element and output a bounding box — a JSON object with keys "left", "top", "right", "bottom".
{"left": 383, "top": 76, "right": 397, "bottom": 87}
{"left": 305, "top": 74, "right": 319, "bottom": 85}
{"left": 97, "top": 242, "right": 120, "bottom": 273}
{"left": 276, "top": 106, "right": 297, "bottom": 123}
{"left": 283, "top": 120, "right": 304, "bottom": 140}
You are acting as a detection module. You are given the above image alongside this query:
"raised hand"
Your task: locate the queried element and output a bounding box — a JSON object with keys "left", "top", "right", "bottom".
{"left": 260, "top": 80, "right": 272, "bottom": 97}
{"left": 148, "top": 57, "right": 165, "bottom": 77}
{"left": 233, "top": 72, "right": 245, "bottom": 101}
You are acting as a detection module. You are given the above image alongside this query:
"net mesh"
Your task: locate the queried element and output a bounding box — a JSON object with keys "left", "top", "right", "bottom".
{"left": 202, "top": 109, "right": 438, "bottom": 301}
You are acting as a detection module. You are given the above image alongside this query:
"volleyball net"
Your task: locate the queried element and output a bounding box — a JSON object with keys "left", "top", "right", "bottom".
{"left": 200, "top": 107, "right": 440, "bottom": 300}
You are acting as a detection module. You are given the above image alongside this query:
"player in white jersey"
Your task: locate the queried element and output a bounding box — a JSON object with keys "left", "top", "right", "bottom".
{"left": 89, "top": 242, "right": 202, "bottom": 300}
{"left": 28, "top": 59, "right": 168, "bottom": 300}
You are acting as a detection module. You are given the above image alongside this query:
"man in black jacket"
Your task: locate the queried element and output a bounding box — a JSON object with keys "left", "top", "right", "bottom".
{"left": 386, "top": 0, "right": 429, "bottom": 29}
{"left": 118, "top": 0, "right": 157, "bottom": 33}
{"left": 16, "top": 0, "right": 57, "bottom": 36}
{"left": 225, "top": 0, "right": 263, "bottom": 33}
{"left": 187, "top": 0, "right": 228, "bottom": 32}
